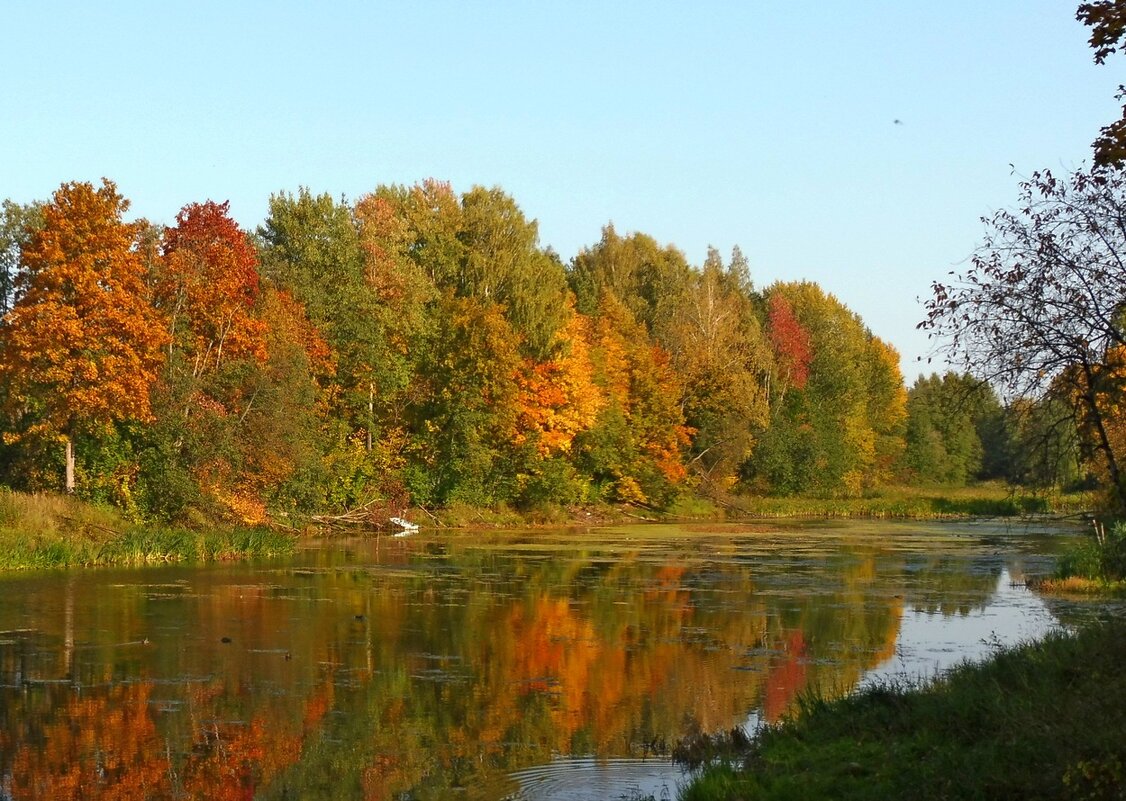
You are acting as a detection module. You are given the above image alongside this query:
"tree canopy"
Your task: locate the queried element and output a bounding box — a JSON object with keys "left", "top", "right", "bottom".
{"left": 923, "top": 166, "right": 1126, "bottom": 509}
{"left": 0, "top": 180, "right": 167, "bottom": 493}
{"left": 0, "top": 175, "right": 1085, "bottom": 520}
{"left": 1078, "top": 1, "right": 1126, "bottom": 166}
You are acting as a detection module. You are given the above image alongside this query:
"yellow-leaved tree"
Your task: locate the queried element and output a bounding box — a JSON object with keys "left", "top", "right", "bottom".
{"left": 0, "top": 180, "right": 167, "bottom": 492}
{"left": 515, "top": 300, "right": 604, "bottom": 457}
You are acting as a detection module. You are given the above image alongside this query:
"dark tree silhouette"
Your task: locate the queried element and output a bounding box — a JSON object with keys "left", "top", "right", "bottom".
{"left": 921, "top": 167, "right": 1126, "bottom": 509}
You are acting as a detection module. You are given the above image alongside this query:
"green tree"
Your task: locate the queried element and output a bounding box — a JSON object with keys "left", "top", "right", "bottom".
{"left": 258, "top": 188, "right": 399, "bottom": 506}
{"left": 234, "top": 286, "right": 337, "bottom": 517}
{"left": 1005, "top": 395, "right": 1085, "bottom": 489}
{"left": 866, "top": 337, "right": 909, "bottom": 484}
{"left": 903, "top": 373, "right": 996, "bottom": 485}
{"left": 745, "top": 282, "right": 906, "bottom": 496}
{"left": 0, "top": 199, "right": 44, "bottom": 317}
{"left": 664, "top": 247, "right": 770, "bottom": 489}
{"left": 406, "top": 293, "right": 523, "bottom": 506}
{"left": 357, "top": 181, "right": 579, "bottom": 507}
{"left": 569, "top": 225, "right": 692, "bottom": 334}
{"left": 458, "top": 185, "right": 569, "bottom": 358}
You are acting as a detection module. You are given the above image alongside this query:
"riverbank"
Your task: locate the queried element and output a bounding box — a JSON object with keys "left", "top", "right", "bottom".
{"left": 414, "top": 483, "right": 1092, "bottom": 528}
{"left": 720, "top": 482, "right": 1092, "bottom": 520}
{"left": 0, "top": 490, "right": 294, "bottom": 570}
{"left": 676, "top": 621, "right": 1126, "bottom": 801}
{"left": 0, "top": 481, "right": 1089, "bottom": 570}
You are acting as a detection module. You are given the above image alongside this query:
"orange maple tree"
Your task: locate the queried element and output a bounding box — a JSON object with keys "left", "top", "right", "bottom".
{"left": 157, "top": 200, "right": 267, "bottom": 376}
{"left": 588, "top": 293, "right": 692, "bottom": 502}
{"left": 515, "top": 302, "right": 604, "bottom": 456}
{"left": 0, "top": 179, "right": 167, "bottom": 491}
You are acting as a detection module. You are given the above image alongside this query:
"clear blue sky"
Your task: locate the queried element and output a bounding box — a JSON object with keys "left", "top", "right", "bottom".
{"left": 2, "top": 1, "right": 1117, "bottom": 379}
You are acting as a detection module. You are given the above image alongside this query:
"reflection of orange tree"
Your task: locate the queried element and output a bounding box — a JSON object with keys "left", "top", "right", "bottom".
{"left": 452, "top": 564, "right": 769, "bottom": 759}
{"left": 167, "top": 548, "right": 907, "bottom": 799}
{"left": 502, "top": 552, "right": 907, "bottom": 741}
{"left": 298, "top": 566, "right": 768, "bottom": 801}
{"left": 5, "top": 682, "right": 169, "bottom": 800}
{"left": 508, "top": 594, "right": 599, "bottom": 741}
{"left": 1, "top": 679, "right": 332, "bottom": 801}
{"left": 177, "top": 681, "right": 332, "bottom": 800}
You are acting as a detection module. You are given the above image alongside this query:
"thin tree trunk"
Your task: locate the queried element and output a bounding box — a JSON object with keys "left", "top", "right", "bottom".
{"left": 1080, "top": 362, "right": 1126, "bottom": 512}
{"left": 367, "top": 381, "right": 374, "bottom": 452}
{"left": 64, "top": 436, "right": 75, "bottom": 494}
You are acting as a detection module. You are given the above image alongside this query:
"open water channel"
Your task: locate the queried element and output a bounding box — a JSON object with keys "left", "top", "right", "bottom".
{"left": 0, "top": 519, "right": 1100, "bottom": 800}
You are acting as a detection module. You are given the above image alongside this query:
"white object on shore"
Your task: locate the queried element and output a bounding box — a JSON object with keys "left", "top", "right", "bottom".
{"left": 389, "top": 516, "right": 419, "bottom": 533}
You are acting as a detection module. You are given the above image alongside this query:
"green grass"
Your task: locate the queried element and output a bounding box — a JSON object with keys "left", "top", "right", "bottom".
{"left": 726, "top": 482, "right": 1092, "bottom": 520}
{"left": 677, "top": 622, "right": 1126, "bottom": 801}
{"left": 0, "top": 488, "right": 295, "bottom": 570}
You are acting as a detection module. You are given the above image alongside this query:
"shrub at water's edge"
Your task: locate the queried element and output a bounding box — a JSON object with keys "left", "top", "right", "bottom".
{"left": 1033, "top": 518, "right": 1126, "bottom": 595}
{"left": 0, "top": 488, "right": 294, "bottom": 570}
{"left": 676, "top": 622, "right": 1126, "bottom": 801}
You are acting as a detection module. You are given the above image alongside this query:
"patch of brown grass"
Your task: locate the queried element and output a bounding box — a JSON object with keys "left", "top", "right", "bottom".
{"left": 1029, "top": 575, "right": 1126, "bottom": 596}
{"left": 0, "top": 488, "right": 123, "bottom": 536}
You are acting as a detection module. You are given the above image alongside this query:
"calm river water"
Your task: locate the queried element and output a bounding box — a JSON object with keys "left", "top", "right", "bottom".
{"left": 0, "top": 520, "right": 1087, "bottom": 800}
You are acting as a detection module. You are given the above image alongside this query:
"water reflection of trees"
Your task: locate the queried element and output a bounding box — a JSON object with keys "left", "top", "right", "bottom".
{"left": 0, "top": 538, "right": 921, "bottom": 800}
{"left": 0, "top": 679, "right": 333, "bottom": 800}
{"left": 902, "top": 554, "right": 1003, "bottom": 616}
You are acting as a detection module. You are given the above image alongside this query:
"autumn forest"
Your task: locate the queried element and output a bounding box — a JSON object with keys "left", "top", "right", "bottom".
{"left": 0, "top": 179, "right": 1088, "bottom": 525}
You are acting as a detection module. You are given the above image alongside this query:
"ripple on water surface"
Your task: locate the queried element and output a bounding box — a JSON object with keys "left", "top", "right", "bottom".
{"left": 507, "top": 756, "right": 680, "bottom": 801}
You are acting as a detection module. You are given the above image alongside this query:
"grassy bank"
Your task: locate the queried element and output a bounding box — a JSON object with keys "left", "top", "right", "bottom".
{"left": 0, "top": 481, "right": 1089, "bottom": 570}
{"left": 677, "top": 622, "right": 1126, "bottom": 801}
{"left": 0, "top": 489, "right": 295, "bottom": 571}
{"left": 725, "top": 482, "right": 1092, "bottom": 519}
{"left": 410, "top": 483, "right": 1091, "bottom": 530}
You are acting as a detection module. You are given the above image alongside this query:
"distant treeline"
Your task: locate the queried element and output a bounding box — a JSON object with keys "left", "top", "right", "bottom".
{"left": 0, "top": 181, "right": 1086, "bottom": 524}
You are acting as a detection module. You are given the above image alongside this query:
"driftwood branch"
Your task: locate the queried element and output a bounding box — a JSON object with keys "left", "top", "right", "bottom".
{"left": 414, "top": 505, "right": 445, "bottom": 527}
{"left": 307, "top": 497, "right": 417, "bottom": 531}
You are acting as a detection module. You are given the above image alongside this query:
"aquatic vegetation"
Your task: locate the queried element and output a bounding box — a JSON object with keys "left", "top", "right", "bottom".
{"left": 0, "top": 521, "right": 1075, "bottom": 800}
{"left": 1042, "top": 519, "right": 1126, "bottom": 594}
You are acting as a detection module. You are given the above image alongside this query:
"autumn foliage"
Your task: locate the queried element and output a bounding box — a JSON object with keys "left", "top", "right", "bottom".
{"left": 515, "top": 302, "right": 603, "bottom": 457}
{"left": 157, "top": 200, "right": 267, "bottom": 374}
{"left": 767, "top": 292, "right": 811, "bottom": 394}
{"left": 0, "top": 176, "right": 930, "bottom": 515}
{"left": 0, "top": 181, "right": 167, "bottom": 493}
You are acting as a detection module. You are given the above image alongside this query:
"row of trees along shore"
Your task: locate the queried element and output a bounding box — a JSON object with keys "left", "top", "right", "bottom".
{"left": 0, "top": 178, "right": 1112, "bottom": 525}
